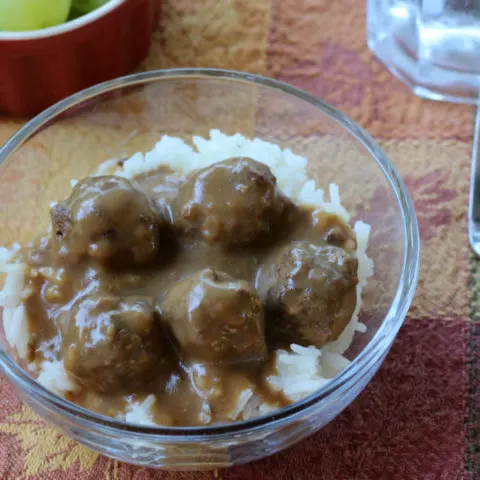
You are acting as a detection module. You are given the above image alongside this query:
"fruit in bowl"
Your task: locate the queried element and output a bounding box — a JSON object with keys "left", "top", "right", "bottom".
{"left": 0, "top": 0, "right": 160, "bottom": 116}
{"left": 0, "top": 0, "right": 114, "bottom": 31}
{"left": 0, "top": 0, "right": 71, "bottom": 31}
{"left": 70, "top": 0, "right": 110, "bottom": 17}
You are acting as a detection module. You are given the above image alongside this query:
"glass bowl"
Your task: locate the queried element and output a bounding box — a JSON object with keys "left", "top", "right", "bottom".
{"left": 0, "top": 69, "right": 420, "bottom": 469}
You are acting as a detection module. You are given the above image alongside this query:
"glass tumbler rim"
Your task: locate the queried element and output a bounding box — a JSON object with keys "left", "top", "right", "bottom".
{"left": 0, "top": 68, "right": 420, "bottom": 440}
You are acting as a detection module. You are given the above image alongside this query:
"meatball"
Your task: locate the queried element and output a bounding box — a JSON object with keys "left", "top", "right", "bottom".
{"left": 51, "top": 176, "right": 167, "bottom": 266}
{"left": 256, "top": 242, "right": 358, "bottom": 347}
{"left": 172, "top": 157, "right": 287, "bottom": 247}
{"left": 162, "top": 269, "right": 266, "bottom": 363}
{"left": 63, "top": 294, "right": 170, "bottom": 393}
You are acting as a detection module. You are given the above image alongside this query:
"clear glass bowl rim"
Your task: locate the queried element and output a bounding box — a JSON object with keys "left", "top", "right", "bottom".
{"left": 0, "top": 68, "right": 420, "bottom": 439}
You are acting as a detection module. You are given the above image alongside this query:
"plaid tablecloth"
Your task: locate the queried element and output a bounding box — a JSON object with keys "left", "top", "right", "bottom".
{"left": 0, "top": 1, "right": 477, "bottom": 478}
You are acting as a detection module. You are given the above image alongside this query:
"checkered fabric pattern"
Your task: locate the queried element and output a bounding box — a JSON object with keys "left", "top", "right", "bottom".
{"left": 0, "top": 1, "right": 476, "bottom": 478}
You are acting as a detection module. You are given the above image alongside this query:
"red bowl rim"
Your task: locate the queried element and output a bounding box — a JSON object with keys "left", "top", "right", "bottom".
{"left": 0, "top": 0, "right": 127, "bottom": 41}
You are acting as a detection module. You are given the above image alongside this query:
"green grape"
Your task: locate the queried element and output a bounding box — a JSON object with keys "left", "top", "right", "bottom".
{"left": 0, "top": 0, "right": 72, "bottom": 31}
{"left": 71, "top": 0, "right": 110, "bottom": 15}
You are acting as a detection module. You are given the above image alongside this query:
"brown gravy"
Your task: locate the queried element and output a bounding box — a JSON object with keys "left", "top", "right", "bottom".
{"left": 16, "top": 158, "right": 358, "bottom": 426}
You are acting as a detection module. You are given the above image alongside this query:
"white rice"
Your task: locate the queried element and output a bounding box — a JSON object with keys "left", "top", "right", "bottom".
{"left": 227, "top": 387, "right": 255, "bottom": 421}
{"left": 37, "top": 359, "right": 79, "bottom": 396}
{"left": 0, "top": 252, "right": 31, "bottom": 360}
{"left": 3, "top": 304, "right": 29, "bottom": 360}
{"left": 123, "top": 395, "right": 157, "bottom": 426}
{"left": 0, "top": 130, "right": 373, "bottom": 424}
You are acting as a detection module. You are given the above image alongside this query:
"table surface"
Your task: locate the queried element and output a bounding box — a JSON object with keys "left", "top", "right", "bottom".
{"left": 0, "top": 1, "right": 478, "bottom": 479}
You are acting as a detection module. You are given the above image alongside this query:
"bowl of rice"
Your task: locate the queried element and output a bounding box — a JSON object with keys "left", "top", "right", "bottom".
{"left": 0, "top": 69, "right": 420, "bottom": 469}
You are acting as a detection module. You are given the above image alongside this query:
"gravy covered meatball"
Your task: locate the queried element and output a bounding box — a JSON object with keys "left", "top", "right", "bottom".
{"left": 173, "top": 157, "right": 287, "bottom": 247}
{"left": 63, "top": 295, "right": 170, "bottom": 393}
{"left": 162, "top": 268, "right": 266, "bottom": 363}
{"left": 257, "top": 242, "right": 358, "bottom": 347}
{"left": 51, "top": 176, "right": 168, "bottom": 266}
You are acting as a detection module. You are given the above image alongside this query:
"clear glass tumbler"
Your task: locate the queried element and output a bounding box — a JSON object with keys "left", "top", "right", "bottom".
{"left": 368, "top": 0, "right": 480, "bottom": 104}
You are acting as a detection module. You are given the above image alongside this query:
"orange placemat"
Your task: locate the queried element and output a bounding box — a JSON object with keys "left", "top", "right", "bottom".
{"left": 0, "top": 1, "right": 477, "bottom": 479}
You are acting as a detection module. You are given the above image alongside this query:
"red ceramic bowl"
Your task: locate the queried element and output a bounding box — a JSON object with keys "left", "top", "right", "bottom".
{"left": 0, "top": 0, "right": 161, "bottom": 117}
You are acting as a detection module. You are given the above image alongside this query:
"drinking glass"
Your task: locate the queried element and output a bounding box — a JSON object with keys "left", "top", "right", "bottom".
{"left": 368, "top": 0, "right": 480, "bottom": 104}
